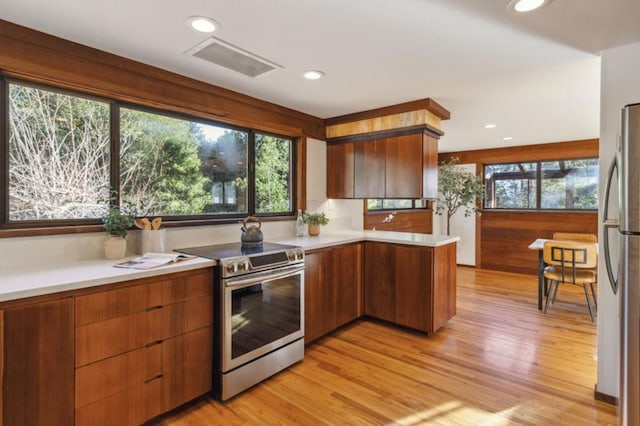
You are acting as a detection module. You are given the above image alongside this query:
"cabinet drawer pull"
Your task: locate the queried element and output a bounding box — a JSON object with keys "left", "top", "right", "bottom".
{"left": 145, "top": 305, "right": 163, "bottom": 312}
{"left": 144, "top": 374, "right": 163, "bottom": 384}
{"left": 145, "top": 339, "right": 163, "bottom": 348}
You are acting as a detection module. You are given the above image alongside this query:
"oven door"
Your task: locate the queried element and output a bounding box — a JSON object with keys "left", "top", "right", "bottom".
{"left": 221, "top": 264, "right": 304, "bottom": 372}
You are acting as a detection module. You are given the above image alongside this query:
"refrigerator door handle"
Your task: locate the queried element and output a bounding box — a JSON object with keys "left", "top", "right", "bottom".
{"left": 603, "top": 156, "right": 619, "bottom": 294}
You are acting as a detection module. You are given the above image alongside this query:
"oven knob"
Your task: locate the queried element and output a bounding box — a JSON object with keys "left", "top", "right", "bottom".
{"left": 296, "top": 249, "right": 304, "bottom": 260}
{"left": 238, "top": 260, "right": 248, "bottom": 271}
{"left": 288, "top": 251, "right": 296, "bottom": 261}
{"left": 226, "top": 262, "right": 238, "bottom": 273}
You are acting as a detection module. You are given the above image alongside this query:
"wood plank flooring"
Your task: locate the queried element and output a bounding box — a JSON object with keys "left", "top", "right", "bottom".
{"left": 153, "top": 267, "right": 617, "bottom": 425}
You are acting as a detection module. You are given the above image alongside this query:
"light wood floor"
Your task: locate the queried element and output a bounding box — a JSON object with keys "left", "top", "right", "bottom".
{"left": 154, "top": 267, "right": 617, "bottom": 425}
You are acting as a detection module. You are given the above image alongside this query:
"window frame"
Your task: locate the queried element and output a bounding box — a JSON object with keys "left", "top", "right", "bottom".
{"left": 365, "top": 199, "right": 430, "bottom": 213}
{"left": 483, "top": 158, "right": 599, "bottom": 211}
{"left": 0, "top": 78, "right": 297, "bottom": 231}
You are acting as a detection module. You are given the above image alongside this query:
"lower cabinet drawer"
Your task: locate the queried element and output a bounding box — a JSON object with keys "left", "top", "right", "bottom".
{"left": 74, "top": 375, "right": 163, "bottom": 426}
{"left": 75, "top": 295, "right": 212, "bottom": 367}
{"left": 75, "top": 343, "right": 162, "bottom": 409}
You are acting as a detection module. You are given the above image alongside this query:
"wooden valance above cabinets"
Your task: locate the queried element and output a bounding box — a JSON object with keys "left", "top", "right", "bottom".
{"left": 325, "top": 98, "right": 449, "bottom": 200}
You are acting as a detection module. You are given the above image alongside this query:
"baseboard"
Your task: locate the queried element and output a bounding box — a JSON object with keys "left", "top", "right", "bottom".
{"left": 594, "top": 384, "right": 618, "bottom": 406}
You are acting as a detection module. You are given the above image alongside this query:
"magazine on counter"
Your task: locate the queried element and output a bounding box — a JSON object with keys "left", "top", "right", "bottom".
{"left": 114, "top": 252, "right": 195, "bottom": 270}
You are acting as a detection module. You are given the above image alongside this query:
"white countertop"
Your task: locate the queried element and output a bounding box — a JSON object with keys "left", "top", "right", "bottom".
{"left": 0, "top": 256, "right": 215, "bottom": 303}
{"left": 273, "top": 230, "right": 460, "bottom": 251}
{"left": 0, "top": 230, "right": 457, "bottom": 303}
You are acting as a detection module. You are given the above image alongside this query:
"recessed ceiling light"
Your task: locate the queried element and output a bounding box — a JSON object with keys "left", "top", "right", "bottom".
{"left": 186, "top": 16, "right": 220, "bottom": 33}
{"left": 483, "top": 124, "right": 497, "bottom": 129}
{"left": 303, "top": 70, "right": 325, "bottom": 80}
{"left": 508, "top": 0, "right": 549, "bottom": 13}
{"left": 502, "top": 136, "right": 514, "bottom": 141}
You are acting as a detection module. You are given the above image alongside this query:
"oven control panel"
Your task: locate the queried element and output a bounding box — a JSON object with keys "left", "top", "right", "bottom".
{"left": 220, "top": 248, "right": 304, "bottom": 278}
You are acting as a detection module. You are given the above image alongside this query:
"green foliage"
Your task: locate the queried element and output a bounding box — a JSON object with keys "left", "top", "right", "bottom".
{"left": 101, "top": 206, "right": 135, "bottom": 238}
{"left": 119, "top": 109, "right": 210, "bottom": 215}
{"left": 435, "top": 157, "right": 485, "bottom": 235}
{"left": 254, "top": 134, "right": 291, "bottom": 213}
{"left": 302, "top": 211, "right": 329, "bottom": 226}
{"left": 8, "top": 84, "right": 111, "bottom": 220}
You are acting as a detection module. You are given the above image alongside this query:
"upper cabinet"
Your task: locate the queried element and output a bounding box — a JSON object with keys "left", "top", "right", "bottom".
{"left": 327, "top": 128, "right": 440, "bottom": 199}
{"left": 325, "top": 98, "right": 449, "bottom": 200}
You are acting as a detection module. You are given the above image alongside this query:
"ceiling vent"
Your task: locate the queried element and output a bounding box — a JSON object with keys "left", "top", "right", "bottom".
{"left": 186, "top": 37, "right": 283, "bottom": 78}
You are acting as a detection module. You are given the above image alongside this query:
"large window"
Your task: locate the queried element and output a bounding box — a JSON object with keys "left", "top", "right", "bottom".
{"left": 484, "top": 159, "right": 598, "bottom": 210}
{"left": 2, "top": 80, "right": 295, "bottom": 227}
{"left": 367, "top": 199, "right": 428, "bottom": 211}
{"left": 8, "top": 83, "right": 111, "bottom": 221}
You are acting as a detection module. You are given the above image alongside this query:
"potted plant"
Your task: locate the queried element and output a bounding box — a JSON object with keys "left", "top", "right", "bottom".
{"left": 435, "top": 156, "right": 485, "bottom": 235}
{"left": 102, "top": 206, "right": 136, "bottom": 259}
{"left": 302, "top": 211, "right": 329, "bottom": 236}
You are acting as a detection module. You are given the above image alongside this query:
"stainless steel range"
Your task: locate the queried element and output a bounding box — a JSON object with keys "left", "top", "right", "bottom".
{"left": 176, "top": 242, "right": 305, "bottom": 400}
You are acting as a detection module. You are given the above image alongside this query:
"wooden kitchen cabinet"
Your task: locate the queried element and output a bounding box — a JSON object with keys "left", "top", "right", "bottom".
{"left": 327, "top": 142, "right": 355, "bottom": 198}
{"left": 74, "top": 268, "right": 213, "bottom": 426}
{"left": 1, "top": 298, "right": 75, "bottom": 426}
{"left": 363, "top": 241, "right": 456, "bottom": 333}
{"left": 354, "top": 139, "right": 385, "bottom": 198}
{"left": 327, "top": 127, "right": 439, "bottom": 199}
{"left": 305, "top": 243, "right": 362, "bottom": 343}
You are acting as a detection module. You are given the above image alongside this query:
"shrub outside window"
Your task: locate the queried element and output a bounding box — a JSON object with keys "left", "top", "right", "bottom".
{"left": 3, "top": 80, "right": 295, "bottom": 227}
{"left": 484, "top": 159, "right": 598, "bottom": 210}
{"left": 8, "top": 83, "right": 111, "bottom": 221}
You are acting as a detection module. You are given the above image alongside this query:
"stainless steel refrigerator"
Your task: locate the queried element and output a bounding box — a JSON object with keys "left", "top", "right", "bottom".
{"left": 603, "top": 102, "right": 640, "bottom": 426}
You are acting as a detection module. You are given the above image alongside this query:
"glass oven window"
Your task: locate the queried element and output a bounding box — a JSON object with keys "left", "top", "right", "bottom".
{"left": 230, "top": 274, "right": 301, "bottom": 359}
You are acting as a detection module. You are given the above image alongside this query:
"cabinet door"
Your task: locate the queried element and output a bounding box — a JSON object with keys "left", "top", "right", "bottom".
{"left": 385, "top": 134, "right": 423, "bottom": 198}
{"left": 162, "top": 327, "right": 213, "bottom": 411}
{"left": 331, "top": 244, "right": 362, "bottom": 328}
{"left": 422, "top": 134, "right": 438, "bottom": 199}
{"left": 304, "top": 252, "right": 328, "bottom": 343}
{"left": 354, "top": 139, "right": 385, "bottom": 198}
{"left": 327, "top": 142, "right": 355, "bottom": 198}
{"left": 363, "top": 242, "right": 396, "bottom": 322}
{"left": 394, "top": 245, "right": 432, "bottom": 331}
{"left": 2, "top": 298, "right": 74, "bottom": 426}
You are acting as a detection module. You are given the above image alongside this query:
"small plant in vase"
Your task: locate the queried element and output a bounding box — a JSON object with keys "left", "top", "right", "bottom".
{"left": 102, "top": 206, "right": 136, "bottom": 259}
{"left": 302, "top": 211, "right": 329, "bottom": 236}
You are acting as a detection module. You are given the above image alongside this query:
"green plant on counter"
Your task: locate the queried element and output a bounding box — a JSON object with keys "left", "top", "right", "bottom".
{"left": 302, "top": 211, "right": 329, "bottom": 226}
{"left": 102, "top": 206, "right": 136, "bottom": 238}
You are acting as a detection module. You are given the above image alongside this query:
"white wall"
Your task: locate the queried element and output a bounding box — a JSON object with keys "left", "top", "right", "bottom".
{"left": 597, "top": 40, "right": 640, "bottom": 397}
{"left": 433, "top": 163, "right": 476, "bottom": 266}
{"left": 306, "top": 138, "right": 364, "bottom": 232}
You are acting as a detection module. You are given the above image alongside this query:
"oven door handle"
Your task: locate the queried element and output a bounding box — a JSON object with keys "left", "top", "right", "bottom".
{"left": 224, "top": 265, "right": 304, "bottom": 288}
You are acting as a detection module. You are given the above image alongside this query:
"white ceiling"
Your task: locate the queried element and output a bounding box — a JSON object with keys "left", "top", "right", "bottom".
{"left": 2, "top": 0, "right": 640, "bottom": 152}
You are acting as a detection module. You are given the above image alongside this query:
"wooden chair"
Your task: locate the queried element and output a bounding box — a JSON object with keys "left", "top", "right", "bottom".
{"left": 552, "top": 232, "right": 597, "bottom": 243}
{"left": 543, "top": 240, "right": 598, "bottom": 322}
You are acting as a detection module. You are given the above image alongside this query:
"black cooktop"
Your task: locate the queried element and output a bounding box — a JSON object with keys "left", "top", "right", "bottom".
{"left": 175, "top": 242, "right": 297, "bottom": 260}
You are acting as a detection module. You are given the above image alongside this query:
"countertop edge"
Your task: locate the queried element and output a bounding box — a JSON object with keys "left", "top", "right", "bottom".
{"left": 0, "top": 257, "right": 215, "bottom": 303}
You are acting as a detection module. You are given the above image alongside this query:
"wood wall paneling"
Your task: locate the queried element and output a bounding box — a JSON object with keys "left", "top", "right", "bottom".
{"left": 438, "top": 138, "right": 599, "bottom": 275}
{"left": 481, "top": 211, "right": 598, "bottom": 275}
{"left": 0, "top": 20, "right": 324, "bottom": 140}
{"left": 364, "top": 209, "right": 433, "bottom": 234}
{"left": 439, "top": 139, "right": 599, "bottom": 164}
